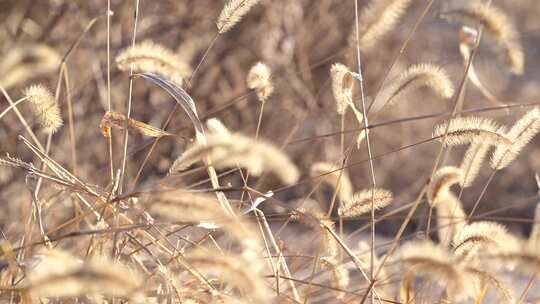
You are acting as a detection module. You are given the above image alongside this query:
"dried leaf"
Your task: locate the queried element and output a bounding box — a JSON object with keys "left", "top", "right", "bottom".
{"left": 99, "top": 111, "right": 174, "bottom": 138}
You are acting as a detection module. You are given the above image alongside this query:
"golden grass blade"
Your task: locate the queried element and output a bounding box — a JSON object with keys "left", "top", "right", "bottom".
{"left": 132, "top": 72, "right": 203, "bottom": 135}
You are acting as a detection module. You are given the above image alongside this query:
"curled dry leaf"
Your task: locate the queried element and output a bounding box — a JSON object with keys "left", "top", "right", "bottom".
{"left": 99, "top": 111, "right": 174, "bottom": 138}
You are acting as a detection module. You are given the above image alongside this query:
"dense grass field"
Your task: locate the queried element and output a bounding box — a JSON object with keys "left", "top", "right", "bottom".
{"left": 1, "top": 0, "right": 540, "bottom": 303}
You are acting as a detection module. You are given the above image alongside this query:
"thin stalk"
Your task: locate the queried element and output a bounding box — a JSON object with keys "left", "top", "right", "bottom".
{"left": 0, "top": 87, "right": 44, "bottom": 151}
{"left": 119, "top": 0, "right": 140, "bottom": 192}
{"left": 373, "top": 22, "right": 482, "bottom": 282}
{"left": 62, "top": 64, "right": 78, "bottom": 174}
{"left": 107, "top": 0, "right": 114, "bottom": 180}
{"left": 353, "top": 1, "right": 378, "bottom": 303}
{"left": 0, "top": 97, "right": 29, "bottom": 120}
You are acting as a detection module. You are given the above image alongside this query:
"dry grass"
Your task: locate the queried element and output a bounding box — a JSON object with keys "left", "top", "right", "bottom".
{"left": 0, "top": 0, "right": 540, "bottom": 303}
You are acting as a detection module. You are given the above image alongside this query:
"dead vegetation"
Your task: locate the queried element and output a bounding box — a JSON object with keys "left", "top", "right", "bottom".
{"left": 0, "top": 0, "right": 540, "bottom": 303}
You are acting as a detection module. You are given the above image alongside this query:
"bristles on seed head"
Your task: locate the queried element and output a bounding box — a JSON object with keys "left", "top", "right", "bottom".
{"left": 247, "top": 62, "right": 274, "bottom": 102}
{"left": 330, "top": 63, "right": 354, "bottom": 115}
{"left": 350, "top": 0, "right": 413, "bottom": 53}
{"left": 460, "top": 143, "right": 491, "bottom": 187}
{"left": 338, "top": 188, "right": 393, "bottom": 218}
{"left": 115, "top": 40, "right": 190, "bottom": 86}
{"left": 381, "top": 64, "right": 455, "bottom": 105}
{"left": 428, "top": 166, "right": 463, "bottom": 205}
{"left": 491, "top": 107, "right": 540, "bottom": 169}
{"left": 433, "top": 116, "right": 510, "bottom": 147}
{"left": 217, "top": 0, "right": 261, "bottom": 34}
{"left": 441, "top": 2, "right": 524, "bottom": 74}
{"left": 452, "top": 221, "right": 517, "bottom": 261}
{"left": 23, "top": 84, "right": 62, "bottom": 133}
{"left": 311, "top": 162, "right": 353, "bottom": 202}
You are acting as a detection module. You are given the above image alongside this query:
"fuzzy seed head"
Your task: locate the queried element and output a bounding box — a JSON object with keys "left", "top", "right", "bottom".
{"left": 433, "top": 116, "right": 510, "bottom": 147}
{"left": 428, "top": 166, "right": 463, "bottom": 205}
{"left": 116, "top": 40, "right": 191, "bottom": 86}
{"left": 338, "top": 188, "right": 393, "bottom": 218}
{"left": 330, "top": 63, "right": 354, "bottom": 115}
{"left": 350, "top": 0, "right": 413, "bottom": 52}
{"left": 217, "top": 0, "right": 261, "bottom": 34}
{"left": 382, "top": 64, "right": 455, "bottom": 106}
{"left": 453, "top": 221, "right": 517, "bottom": 260}
{"left": 247, "top": 62, "right": 274, "bottom": 102}
{"left": 491, "top": 107, "right": 540, "bottom": 169}
{"left": 23, "top": 84, "right": 62, "bottom": 133}
{"left": 460, "top": 143, "right": 491, "bottom": 187}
